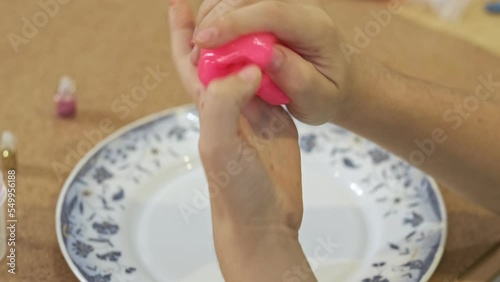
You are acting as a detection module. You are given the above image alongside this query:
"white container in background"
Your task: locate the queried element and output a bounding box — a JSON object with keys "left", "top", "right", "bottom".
{"left": 0, "top": 172, "right": 6, "bottom": 260}
{"left": 413, "top": 0, "right": 472, "bottom": 21}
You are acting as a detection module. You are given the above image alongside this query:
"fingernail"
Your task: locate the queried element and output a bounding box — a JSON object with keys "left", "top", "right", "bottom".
{"left": 195, "top": 27, "right": 216, "bottom": 43}
{"left": 267, "top": 47, "right": 285, "bottom": 71}
{"left": 191, "top": 27, "right": 198, "bottom": 46}
{"left": 190, "top": 46, "right": 200, "bottom": 65}
{"left": 239, "top": 66, "right": 260, "bottom": 81}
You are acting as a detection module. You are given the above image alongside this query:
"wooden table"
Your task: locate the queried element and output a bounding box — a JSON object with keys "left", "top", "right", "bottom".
{"left": 0, "top": 0, "right": 499, "bottom": 281}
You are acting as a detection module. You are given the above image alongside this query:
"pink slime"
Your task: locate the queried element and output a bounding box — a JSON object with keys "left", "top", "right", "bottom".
{"left": 197, "top": 33, "right": 290, "bottom": 105}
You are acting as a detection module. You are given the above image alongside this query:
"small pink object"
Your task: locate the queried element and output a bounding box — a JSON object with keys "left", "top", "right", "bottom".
{"left": 197, "top": 33, "right": 290, "bottom": 105}
{"left": 54, "top": 76, "right": 77, "bottom": 118}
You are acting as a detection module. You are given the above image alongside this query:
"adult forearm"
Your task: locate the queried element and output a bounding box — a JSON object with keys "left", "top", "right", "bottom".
{"left": 337, "top": 56, "right": 500, "bottom": 213}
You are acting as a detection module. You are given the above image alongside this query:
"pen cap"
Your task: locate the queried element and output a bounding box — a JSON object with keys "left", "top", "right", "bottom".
{"left": 1, "top": 131, "right": 16, "bottom": 152}
{"left": 58, "top": 76, "right": 76, "bottom": 96}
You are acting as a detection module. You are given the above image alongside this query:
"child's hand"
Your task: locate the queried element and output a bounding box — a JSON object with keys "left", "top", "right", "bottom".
{"left": 170, "top": 1, "right": 303, "bottom": 231}
{"left": 170, "top": 2, "right": 313, "bottom": 281}
{"left": 198, "top": 65, "right": 309, "bottom": 282}
{"left": 193, "top": 0, "right": 352, "bottom": 125}
{"left": 169, "top": 0, "right": 203, "bottom": 103}
{"left": 197, "top": 65, "right": 303, "bottom": 233}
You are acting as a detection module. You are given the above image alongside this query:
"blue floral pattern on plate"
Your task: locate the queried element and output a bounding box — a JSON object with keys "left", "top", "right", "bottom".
{"left": 56, "top": 105, "right": 446, "bottom": 282}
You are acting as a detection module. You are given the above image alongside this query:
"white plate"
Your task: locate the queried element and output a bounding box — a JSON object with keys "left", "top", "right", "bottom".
{"left": 56, "top": 104, "right": 447, "bottom": 282}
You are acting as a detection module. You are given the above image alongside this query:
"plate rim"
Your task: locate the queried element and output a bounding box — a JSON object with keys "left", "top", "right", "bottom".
{"left": 55, "top": 104, "right": 197, "bottom": 282}
{"left": 414, "top": 180, "right": 448, "bottom": 281}
{"left": 55, "top": 103, "right": 448, "bottom": 282}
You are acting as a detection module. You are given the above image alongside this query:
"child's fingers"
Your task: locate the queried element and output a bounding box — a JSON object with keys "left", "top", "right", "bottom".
{"left": 194, "top": 1, "right": 327, "bottom": 49}
{"left": 169, "top": 0, "right": 196, "bottom": 58}
{"left": 169, "top": 0, "right": 204, "bottom": 105}
{"left": 265, "top": 45, "right": 337, "bottom": 125}
{"left": 196, "top": 0, "right": 222, "bottom": 25}
{"left": 196, "top": 0, "right": 257, "bottom": 27}
{"left": 198, "top": 65, "right": 262, "bottom": 154}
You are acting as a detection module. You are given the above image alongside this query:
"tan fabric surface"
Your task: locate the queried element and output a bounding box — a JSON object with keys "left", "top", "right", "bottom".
{"left": 400, "top": 0, "right": 500, "bottom": 58}
{"left": 0, "top": 0, "right": 499, "bottom": 281}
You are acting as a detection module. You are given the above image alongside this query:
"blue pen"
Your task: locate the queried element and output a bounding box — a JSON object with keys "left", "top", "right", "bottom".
{"left": 486, "top": 2, "right": 500, "bottom": 14}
